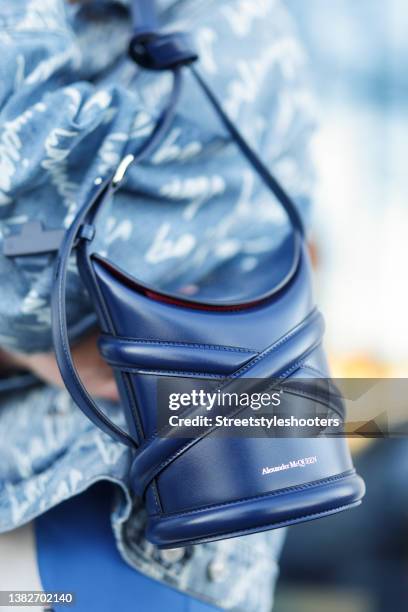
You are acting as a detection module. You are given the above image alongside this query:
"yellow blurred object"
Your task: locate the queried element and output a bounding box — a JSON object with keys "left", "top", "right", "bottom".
{"left": 328, "top": 353, "right": 400, "bottom": 454}
{"left": 329, "top": 354, "right": 396, "bottom": 378}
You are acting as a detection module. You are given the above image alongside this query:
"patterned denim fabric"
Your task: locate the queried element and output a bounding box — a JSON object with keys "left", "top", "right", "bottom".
{"left": 0, "top": 1, "right": 314, "bottom": 610}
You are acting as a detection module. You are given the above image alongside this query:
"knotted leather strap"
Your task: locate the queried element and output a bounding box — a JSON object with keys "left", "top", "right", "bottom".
{"left": 52, "top": 0, "right": 306, "bottom": 450}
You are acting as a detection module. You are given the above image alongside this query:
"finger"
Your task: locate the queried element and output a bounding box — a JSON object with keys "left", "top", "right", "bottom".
{"left": 91, "top": 379, "right": 120, "bottom": 402}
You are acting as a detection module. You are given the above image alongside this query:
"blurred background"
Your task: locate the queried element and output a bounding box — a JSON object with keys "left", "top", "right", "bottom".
{"left": 274, "top": 2, "right": 408, "bottom": 611}
{"left": 285, "top": 0, "right": 408, "bottom": 374}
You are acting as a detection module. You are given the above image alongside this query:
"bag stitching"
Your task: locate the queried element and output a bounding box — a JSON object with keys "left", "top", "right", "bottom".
{"left": 142, "top": 308, "right": 320, "bottom": 445}
{"left": 101, "top": 335, "right": 256, "bottom": 354}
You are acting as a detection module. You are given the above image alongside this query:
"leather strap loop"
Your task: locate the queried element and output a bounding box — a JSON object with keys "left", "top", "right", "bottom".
{"left": 129, "top": 32, "right": 198, "bottom": 70}
{"left": 129, "top": 0, "right": 198, "bottom": 70}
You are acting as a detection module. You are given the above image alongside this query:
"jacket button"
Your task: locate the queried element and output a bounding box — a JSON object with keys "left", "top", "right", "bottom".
{"left": 160, "top": 547, "right": 186, "bottom": 563}
{"left": 207, "top": 558, "right": 227, "bottom": 582}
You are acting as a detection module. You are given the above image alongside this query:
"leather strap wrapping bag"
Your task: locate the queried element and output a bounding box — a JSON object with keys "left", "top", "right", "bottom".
{"left": 51, "top": 0, "right": 365, "bottom": 548}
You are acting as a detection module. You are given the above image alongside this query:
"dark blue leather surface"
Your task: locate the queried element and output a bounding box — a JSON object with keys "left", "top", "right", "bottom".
{"left": 90, "top": 239, "right": 312, "bottom": 353}
{"left": 85, "top": 244, "right": 365, "bottom": 546}
{"left": 146, "top": 471, "right": 365, "bottom": 548}
{"left": 151, "top": 434, "right": 355, "bottom": 513}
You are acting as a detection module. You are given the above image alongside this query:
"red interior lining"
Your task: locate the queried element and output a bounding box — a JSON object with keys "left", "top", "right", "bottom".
{"left": 91, "top": 252, "right": 299, "bottom": 312}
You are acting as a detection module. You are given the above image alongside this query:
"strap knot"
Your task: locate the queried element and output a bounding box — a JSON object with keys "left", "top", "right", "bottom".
{"left": 129, "top": 31, "right": 198, "bottom": 71}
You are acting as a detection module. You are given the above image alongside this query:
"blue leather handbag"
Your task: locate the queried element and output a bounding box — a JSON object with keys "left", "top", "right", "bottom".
{"left": 51, "top": 0, "right": 365, "bottom": 548}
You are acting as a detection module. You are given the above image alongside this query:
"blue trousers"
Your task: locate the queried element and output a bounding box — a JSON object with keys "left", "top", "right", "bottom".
{"left": 36, "top": 486, "right": 218, "bottom": 612}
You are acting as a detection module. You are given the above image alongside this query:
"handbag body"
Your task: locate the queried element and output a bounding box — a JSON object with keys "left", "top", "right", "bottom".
{"left": 50, "top": 0, "right": 365, "bottom": 548}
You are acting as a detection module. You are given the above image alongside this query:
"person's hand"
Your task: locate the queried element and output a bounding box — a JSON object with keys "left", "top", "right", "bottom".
{"left": 1, "top": 332, "right": 119, "bottom": 402}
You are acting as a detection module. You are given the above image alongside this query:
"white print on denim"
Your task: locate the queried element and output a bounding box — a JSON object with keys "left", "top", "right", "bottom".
{"left": 14, "top": 54, "right": 25, "bottom": 89}
{"left": 50, "top": 468, "right": 83, "bottom": 507}
{"left": 196, "top": 27, "right": 218, "bottom": 75}
{"left": 15, "top": 0, "right": 64, "bottom": 34}
{"left": 20, "top": 288, "right": 50, "bottom": 327}
{"left": 224, "top": 38, "right": 304, "bottom": 119}
{"left": 152, "top": 128, "right": 202, "bottom": 165}
{"left": 11, "top": 396, "right": 75, "bottom": 477}
{"left": 130, "top": 111, "right": 154, "bottom": 140}
{"left": 235, "top": 169, "right": 254, "bottom": 215}
{"left": 64, "top": 86, "right": 82, "bottom": 113}
{"left": 25, "top": 46, "right": 81, "bottom": 86}
{"left": 141, "top": 73, "right": 173, "bottom": 109}
{"left": 82, "top": 90, "right": 112, "bottom": 114}
{"left": 101, "top": 107, "right": 118, "bottom": 125}
{"left": 221, "top": 0, "right": 271, "bottom": 37}
{"left": 96, "top": 132, "right": 128, "bottom": 177}
{"left": 0, "top": 103, "right": 46, "bottom": 205}
{"left": 41, "top": 125, "right": 79, "bottom": 220}
{"left": 194, "top": 171, "right": 258, "bottom": 259}
{"left": 262, "top": 456, "right": 318, "bottom": 475}
{"left": 104, "top": 217, "right": 133, "bottom": 246}
{"left": 93, "top": 432, "right": 125, "bottom": 466}
{"left": 214, "top": 239, "right": 241, "bottom": 260}
{"left": 159, "top": 175, "right": 225, "bottom": 221}
{"left": 145, "top": 223, "right": 196, "bottom": 264}
{"left": 6, "top": 478, "right": 45, "bottom": 525}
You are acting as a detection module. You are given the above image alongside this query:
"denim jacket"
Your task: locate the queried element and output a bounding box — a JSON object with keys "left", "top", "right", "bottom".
{"left": 0, "top": 1, "right": 314, "bottom": 609}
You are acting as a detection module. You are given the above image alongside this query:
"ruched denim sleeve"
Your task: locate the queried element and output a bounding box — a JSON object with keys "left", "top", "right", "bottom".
{"left": 0, "top": 0, "right": 158, "bottom": 351}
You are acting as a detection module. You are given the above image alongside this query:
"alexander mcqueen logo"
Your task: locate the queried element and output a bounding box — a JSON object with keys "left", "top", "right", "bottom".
{"left": 262, "top": 455, "right": 317, "bottom": 475}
